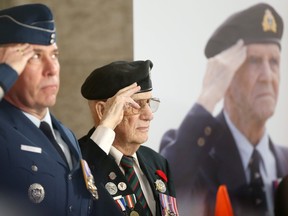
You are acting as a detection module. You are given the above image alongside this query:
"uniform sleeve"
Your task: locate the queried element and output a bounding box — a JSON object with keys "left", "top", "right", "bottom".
{"left": 0, "top": 63, "right": 18, "bottom": 99}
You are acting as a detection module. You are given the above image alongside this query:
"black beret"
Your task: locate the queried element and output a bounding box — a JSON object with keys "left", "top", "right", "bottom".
{"left": 81, "top": 60, "right": 153, "bottom": 100}
{"left": 0, "top": 4, "right": 56, "bottom": 45}
{"left": 205, "top": 3, "right": 283, "bottom": 58}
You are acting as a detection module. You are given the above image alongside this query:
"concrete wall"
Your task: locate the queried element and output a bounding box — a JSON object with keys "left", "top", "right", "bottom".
{"left": 1, "top": 0, "right": 133, "bottom": 138}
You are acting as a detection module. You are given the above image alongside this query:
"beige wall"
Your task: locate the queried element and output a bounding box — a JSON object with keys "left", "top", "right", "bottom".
{"left": 1, "top": 0, "right": 133, "bottom": 138}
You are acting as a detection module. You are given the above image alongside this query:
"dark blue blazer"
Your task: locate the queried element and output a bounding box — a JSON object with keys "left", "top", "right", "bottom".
{"left": 0, "top": 99, "right": 92, "bottom": 216}
{"left": 160, "top": 104, "right": 288, "bottom": 216}
{"left": 80, "top": 128, "right": 177, "bottom": 216}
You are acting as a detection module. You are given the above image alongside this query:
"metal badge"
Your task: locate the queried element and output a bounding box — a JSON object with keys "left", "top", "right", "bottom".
{"left": 155, "top": 179, "right": 167, "bottom": 193}
{"left": 28, "top": 183, "right": 45, "bottom": 204}
{"left": 118, "top": 182, "right": 127, "bottom": 191}
{"left": 105, "top": 182, "right": 118, "bottom": 195}
{"left": 262, "top": 9, "right": 277, "bottom": 33}
{"left": 109, "top": 172, "right": 117, "bottom": 180}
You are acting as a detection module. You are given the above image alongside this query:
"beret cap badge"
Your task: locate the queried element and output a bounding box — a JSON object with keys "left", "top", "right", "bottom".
{"left": 262, "top": 9, "right": 277, "bottom": 33}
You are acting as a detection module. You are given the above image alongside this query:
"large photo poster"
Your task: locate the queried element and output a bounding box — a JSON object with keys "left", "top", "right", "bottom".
{"left": 134, "top": 1, "right": 288, "bottom": 215}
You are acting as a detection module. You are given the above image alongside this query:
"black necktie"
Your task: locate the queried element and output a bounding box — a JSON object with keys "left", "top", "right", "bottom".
{"left": 39, "top": 121, "right": 67, "bottom": 163}
{"left": 249, "top": 149, "right": 267, "bottom": 213}
{"left": 120, "top": 155, "right": 152, "bottom": 215}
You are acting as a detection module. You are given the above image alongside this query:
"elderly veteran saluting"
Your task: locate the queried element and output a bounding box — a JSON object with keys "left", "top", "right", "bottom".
{"left": 160, "top": 3, "right": 287, "bottom": 216}
{"left": 79, "top": 60, "right": 179, "bottom": 216}
{"left": 0, "top": 4, "right": 97, "bottom": 216}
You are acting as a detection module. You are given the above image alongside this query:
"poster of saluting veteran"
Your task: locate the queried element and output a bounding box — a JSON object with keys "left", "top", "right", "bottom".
{"left": 134, "top": 1, "right": 288, "bottom": 216}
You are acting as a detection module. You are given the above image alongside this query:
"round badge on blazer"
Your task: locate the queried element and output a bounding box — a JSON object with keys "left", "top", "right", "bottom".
{"left": 105, "top": 182, "right": 118, "bottom": 195}
{"left": 130, "top": 210, "right": 139, "bottom": 216}
{"left": 28, "top": 183, "right": 45, "bottom": 203}
{"left": 118, "top": 182, "right": 127, "bottom": 191}
{"left": 155, "top": 179, "right": 166, "bottom": 193}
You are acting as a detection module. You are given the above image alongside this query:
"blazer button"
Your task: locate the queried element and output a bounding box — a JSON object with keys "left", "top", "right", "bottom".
{"left": 69, "top": 205, "right": 73, "bottom": 212}
{"left": 204, "top": 126, "right": 212, "bottom": 136}
{"left": 197, "top": 137, "right": 205, "bottom": 147}
{"left": 31, "top": 165, "right": 38, "bottom": 172}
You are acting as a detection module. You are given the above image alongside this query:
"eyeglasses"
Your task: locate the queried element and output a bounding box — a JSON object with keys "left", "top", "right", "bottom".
{"left": 124, "top": 97, "right": 160, "bottom": 115}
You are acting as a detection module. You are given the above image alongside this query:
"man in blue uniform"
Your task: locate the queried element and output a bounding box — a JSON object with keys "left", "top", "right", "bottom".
{"left": 159, "top": 3, "right": 287, "bottom": 216}
{"left": 0, "top": 4, "right": 94, "bottom": 216}
{"left": 79, "top": 60, "right": 179, "bottom": 216}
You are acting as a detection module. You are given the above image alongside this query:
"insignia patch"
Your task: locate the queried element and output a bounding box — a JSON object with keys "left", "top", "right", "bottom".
{"left": 28, "top": 183, "right": 45, "bottom": 204}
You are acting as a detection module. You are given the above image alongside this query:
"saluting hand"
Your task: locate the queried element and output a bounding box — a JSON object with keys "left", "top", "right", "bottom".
{"left": 197, "top": 39, "right": 247, "bottom": 113}
{"left": 99, "top": 83, "right": 141, "bottom": 130}
{"left": 0, "top": 43, "right": 34, "bottom": 75}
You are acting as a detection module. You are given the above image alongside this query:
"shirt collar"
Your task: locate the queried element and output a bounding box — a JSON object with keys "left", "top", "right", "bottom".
{"left": 224, "top": 111, "right": 269, "bottom": 171}
{"left": 22, "top": 109, "right": 53, "bottom": 128}
{"left": 110, "top": 145, "right": 139, "bottom": 167}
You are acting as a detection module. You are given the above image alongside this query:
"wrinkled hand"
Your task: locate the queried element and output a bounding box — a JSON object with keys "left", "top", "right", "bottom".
{"left": 197, "top": 39, "right": 247, "bottom": 113}
{"left": 99, "top": 83, "right": 141, "bottom": 129}
{"left": 0, "top": 43, "right": 34, "bottom": 75}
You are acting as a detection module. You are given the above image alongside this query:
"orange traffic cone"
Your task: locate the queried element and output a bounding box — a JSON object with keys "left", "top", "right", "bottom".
{"left": 214, "top": 185, "right": 234, "bottom": 216}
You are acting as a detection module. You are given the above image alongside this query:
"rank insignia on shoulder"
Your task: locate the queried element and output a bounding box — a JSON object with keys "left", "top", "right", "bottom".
{"left": 81, "top": 159, "right": 99, "bottom": 200}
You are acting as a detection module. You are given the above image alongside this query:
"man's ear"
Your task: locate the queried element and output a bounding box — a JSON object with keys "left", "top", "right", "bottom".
{"left": 94, "top": 101, "right": 106, "bottom": 120}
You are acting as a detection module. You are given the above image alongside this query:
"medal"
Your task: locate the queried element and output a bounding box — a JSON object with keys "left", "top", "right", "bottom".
{"left": 81, "top": 159, "right": 99, "bottom": 200}
{"left": 130, "top": 210, "right": 139, "bottom": 216}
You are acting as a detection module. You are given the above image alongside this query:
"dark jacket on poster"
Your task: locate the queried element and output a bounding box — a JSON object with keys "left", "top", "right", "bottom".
{"left": 80, "top": 127, "right": 177, "bottom": 216}
{"left": 0, "top": 99, "right": 92, "bottom": 216}
{"left": 160, "top": 104, "right": 288, "bottom": 216}
{"left": 275, "top": 175, "right": 288, "bottom": 216}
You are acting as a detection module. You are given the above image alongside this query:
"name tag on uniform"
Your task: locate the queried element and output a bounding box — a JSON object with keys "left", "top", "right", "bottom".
{"left": 21, "top": 145, "right": 42, "bottom": 154}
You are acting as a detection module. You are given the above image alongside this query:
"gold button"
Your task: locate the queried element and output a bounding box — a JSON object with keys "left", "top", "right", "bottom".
{"left": 197, "top": 137, "right": 205, "bottom": 147}
{"left": 204, "top": 126, "right": 212, "bottom": 136}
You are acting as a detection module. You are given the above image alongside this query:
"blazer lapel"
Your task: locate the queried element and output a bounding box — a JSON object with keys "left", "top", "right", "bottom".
{"left": 0, "top": 100, "right": 68, "bottom": 166}
{"left": 215, "top": 112, "right": 248, "bottom": 190}
{"left": 51, "top": 115, "right": 80, "bottom": 168}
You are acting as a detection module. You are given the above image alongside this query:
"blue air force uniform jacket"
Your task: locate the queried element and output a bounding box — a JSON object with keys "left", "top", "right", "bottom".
{"left": 0, "top": 99, "right": 92, "bottom": 216}
{"left": 160, "top": 104, "right": 288, "bottom": 216}
{"left": 79, "top": 127, "right": 178, "bottom": 216}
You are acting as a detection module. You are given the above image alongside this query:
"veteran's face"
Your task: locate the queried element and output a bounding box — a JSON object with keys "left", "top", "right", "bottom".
{"left": 227, "top": 43, "right": 280, "bottom": 121}
{"left": 114, "top": 91, "right": 154, "bottom": 150}
{"left": 5, "top": 43, "right": 60, "bottom": 118}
